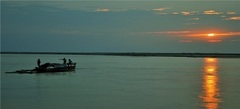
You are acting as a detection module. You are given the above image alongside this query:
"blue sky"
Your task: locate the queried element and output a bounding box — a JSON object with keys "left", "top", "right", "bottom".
{"left": 1, "top": 1, "right": 240, "bottom": 53}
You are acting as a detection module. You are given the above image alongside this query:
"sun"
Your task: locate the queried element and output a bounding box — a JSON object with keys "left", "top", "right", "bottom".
{"left": 207, "top": 33, "right": 215, "bottom": 37}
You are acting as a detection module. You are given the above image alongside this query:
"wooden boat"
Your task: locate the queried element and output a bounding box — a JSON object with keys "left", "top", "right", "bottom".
{"left": 35, "top": 63, "right": 76, "bottom": 73}
{"left": 14, "top": 62, "right": 76, "bottom": 73}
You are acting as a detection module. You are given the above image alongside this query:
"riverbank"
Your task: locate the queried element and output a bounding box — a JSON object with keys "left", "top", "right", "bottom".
{"left": 1, "top": 52, "right": 240, "bottom": 58}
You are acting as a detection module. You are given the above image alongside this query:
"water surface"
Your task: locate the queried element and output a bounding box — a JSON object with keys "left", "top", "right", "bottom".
{"left": 1, "top": 54, "right": 240, "bottom": 109}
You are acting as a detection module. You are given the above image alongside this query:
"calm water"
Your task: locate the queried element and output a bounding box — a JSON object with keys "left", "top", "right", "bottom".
{"left": 1, "top": 54, "right": 240, "bottom": 109}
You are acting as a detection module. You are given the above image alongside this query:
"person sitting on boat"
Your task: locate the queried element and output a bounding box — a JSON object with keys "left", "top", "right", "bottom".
{"left": 37, "top": 59, "right": 41, "bottom": 67}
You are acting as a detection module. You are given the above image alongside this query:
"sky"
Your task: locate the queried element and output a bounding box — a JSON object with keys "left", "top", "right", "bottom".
{"left": 1, "top": 1, "right": 240, "bottom": 53}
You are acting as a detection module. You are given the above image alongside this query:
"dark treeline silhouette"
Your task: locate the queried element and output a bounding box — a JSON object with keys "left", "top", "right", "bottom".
{"left": 1, "top": 52, "right": 240, "bottom": 58}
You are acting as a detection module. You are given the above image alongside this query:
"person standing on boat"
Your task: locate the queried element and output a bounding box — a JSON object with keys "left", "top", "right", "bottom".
{"left": 62, "top": 58, "right": 67, "bottom": 64}
{"left": 68, "top": 59, "right": 72, "bottom": 66}
{"left": 37, "top": 59, "right": 41, "bottom": 67}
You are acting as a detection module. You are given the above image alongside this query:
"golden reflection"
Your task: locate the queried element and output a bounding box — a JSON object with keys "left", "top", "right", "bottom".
{"left": 200, "top": 58, "right": 221, "bottom": 109}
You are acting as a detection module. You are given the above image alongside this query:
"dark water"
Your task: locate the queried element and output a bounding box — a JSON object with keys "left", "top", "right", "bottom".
{"left": 1, "top": 54, "right": 240, "bottom": 109}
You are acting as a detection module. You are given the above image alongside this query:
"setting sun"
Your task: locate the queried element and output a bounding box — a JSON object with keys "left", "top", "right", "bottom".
{"left": 208, "top": 33, "right": 215, "bottom": 37}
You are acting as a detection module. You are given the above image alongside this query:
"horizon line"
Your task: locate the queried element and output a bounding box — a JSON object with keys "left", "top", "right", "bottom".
{"left": 1, "top": 51, "right": 240, "bottom": 58}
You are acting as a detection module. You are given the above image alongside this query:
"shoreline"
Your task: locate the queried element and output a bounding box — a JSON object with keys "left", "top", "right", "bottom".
{"left": 1, "top": 52, "right": 240, "bottom": 58}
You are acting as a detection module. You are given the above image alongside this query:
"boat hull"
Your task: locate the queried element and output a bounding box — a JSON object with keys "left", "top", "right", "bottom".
{"left": 6, "top": 62, "right": 77, "bottom": 74}
{"left": 35, "top": 63, "right": 76, "bottom": 73}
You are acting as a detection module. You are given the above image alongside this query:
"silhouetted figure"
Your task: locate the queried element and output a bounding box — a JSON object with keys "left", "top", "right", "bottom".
{"left": 68, "top": 59, "right": 72, "bottom": 66}
{"left": 37, "top": 59, "right": 41, "bottom": 67}
{"left": 62, "top": 58, "right": 66, "bottom": 64}
{"left": 68, "top": 59, "right": 72, "bottom": 64}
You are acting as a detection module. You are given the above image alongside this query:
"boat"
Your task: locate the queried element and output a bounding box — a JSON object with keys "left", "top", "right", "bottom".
{"left": 13, "top": 62, "right": 76, "bottom": 73}
{"left": 34, "top": 62, "right": 76, "bottom": 73}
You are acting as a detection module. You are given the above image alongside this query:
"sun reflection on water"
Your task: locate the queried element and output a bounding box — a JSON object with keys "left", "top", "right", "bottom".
{"left": 200, "top": 58, "right": 221, "bottom": 109}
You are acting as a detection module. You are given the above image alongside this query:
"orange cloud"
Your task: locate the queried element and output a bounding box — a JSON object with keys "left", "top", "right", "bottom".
{"left": 203, "top": 10, "right": 222, "bottom": 15}
{"left": 96, "top": 8, "right": 110, "bottom": 12}
{"left": 181, "top": 11, "right": 191, "bottom": 15}
{"left": 181, "top": 11, "right": 199, "bottom": 15}
{"left": 180, "top": 40, "right": 193, "bottom": 43}
{"left": 146, "top": 31, "right": 190, "bottom": 35}
{"left": 208, "top": 40, "right": 222, "bottom": 43}
{"left": 225, "top": 16, "right": 240, "bottom": 21}
{"left": 172, "top": 12, "right": 179, "bottom": 15}
{"left": 144, "top": 30, "right": 240, "bottom": 43}
{"left": 227, "top": 11, "right": 237, "bottom": 15}
{"left": 146, "top": 30, "right": 240, "bottom": 37}
{"left": 218, "top": 32, "right": 240, "bottom": 36}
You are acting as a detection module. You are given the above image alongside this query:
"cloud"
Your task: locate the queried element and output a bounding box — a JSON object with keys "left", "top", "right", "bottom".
{"left": 169, "top": 10, "right": 238, "bottom": 16}
{"left": 153, "top": 8, "right": 170, "bottom": 15}
{"left": 172, "top": 12, "right": 179, "bottom": 15}
{"left": 185, "top": 18, "right": 199, "bottom": 25}
{"left": 186, "top": 32, "right": 240, "bottom": 37}
{"left": 144, "top": 30, "right": 240, "bottom": 43}
{"left": 224, "top": 16, "right": 240, "bottom": 21}
{"left": 180, "top": 11, "right": 200, "bottom": 16}
{"left": 208, "top": 40, "right": 222, "bottom": 43}
{"left": 203, "top": 10, "right": 223, "bottom": 15}
{"left": 156, "top": 13, "right": 168, "bottom": 15}
{"left": 152, "top": 8, "right": 169, "bottom": 11}
{"left": 216, "top": 32, "right": 240, "bottom": 36}
{"left": 227, "top": 11, "right": 237, "bottom": 15}
{"left": 185, "top": 23, "right": 198, "bottom": 25}
{"left": 189, "top": 18, "right": 200, "bottom": 20}
{"left": 179, "top": 40, "right": 193, "bottom": 43}
{"left": 96, "top": 8, "right": 110, "bottom": 12}
{"left": 145, "top": 31, "right": 191, "bottom": 36}
{"left": 231, "top": 39, "right": 240, "bottom": 42}
{"left": 181, "top": 11, "right": 191, "bottom": 15}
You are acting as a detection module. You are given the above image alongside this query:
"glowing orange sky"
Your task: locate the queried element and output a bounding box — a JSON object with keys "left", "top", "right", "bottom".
{"left": 145, "top": 29, "right": 240, "bottom": 43}
{"left": 2, "top": 1, "right": 240, "bottom": 52}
